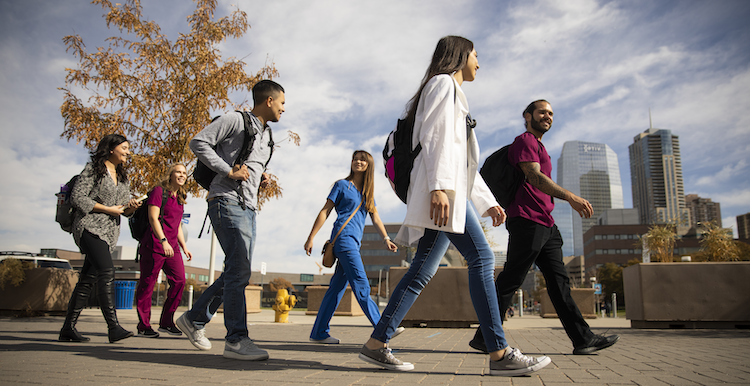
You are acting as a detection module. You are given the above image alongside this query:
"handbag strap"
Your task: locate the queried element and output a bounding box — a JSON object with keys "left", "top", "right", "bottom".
{"left": 331, "top": 198, "right": 363, "bottom": 245}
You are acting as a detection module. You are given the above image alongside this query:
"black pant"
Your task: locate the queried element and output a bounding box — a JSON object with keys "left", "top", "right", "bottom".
{"left": 498, "top": 217, "right": 593, "bottom": 346}
{"left": 79, "top": 230, "right": 115, "bottom": 275}
{"left": 78, "top": 230, "right": 116, "bottom": 312}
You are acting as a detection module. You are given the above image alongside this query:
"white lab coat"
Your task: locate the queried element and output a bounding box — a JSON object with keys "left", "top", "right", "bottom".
{"left": 395, "top": 74, "right": 499, "bottom": 246}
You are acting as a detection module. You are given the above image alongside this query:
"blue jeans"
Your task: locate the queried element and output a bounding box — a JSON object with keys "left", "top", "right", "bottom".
{"left": 371, "top": 204, "right": 507, "bottom": 352}
{"left": 310, "top": 236, "right": 381, "bottom": 340}
{"left": 186, "top": 198, "right": 255, "bottom": 343}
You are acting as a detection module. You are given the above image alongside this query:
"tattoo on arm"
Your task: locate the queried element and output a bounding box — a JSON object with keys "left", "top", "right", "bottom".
{"left": 518, "top": 162, "right": 571, "bottom": 201}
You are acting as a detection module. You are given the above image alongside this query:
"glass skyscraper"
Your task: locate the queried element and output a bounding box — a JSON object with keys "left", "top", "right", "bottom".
{"left": 553, "top": 141, "right": 624, "bottom": 256}
{"left": 628, "top": 128, "right": 691, "bottom": 234}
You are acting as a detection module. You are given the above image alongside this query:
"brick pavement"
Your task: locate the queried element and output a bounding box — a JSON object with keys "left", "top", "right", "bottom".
{"left": 1, "top": 308, "right": 749, "bottom": 385}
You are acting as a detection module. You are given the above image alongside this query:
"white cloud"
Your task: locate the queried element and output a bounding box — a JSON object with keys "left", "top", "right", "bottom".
{"left": 696, "top": 159, "right": 748, "bottom": 187}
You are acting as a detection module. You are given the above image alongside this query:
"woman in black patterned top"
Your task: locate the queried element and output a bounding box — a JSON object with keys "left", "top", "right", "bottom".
{"left": 59, "top": 134, "right": 142, "bottom": 343}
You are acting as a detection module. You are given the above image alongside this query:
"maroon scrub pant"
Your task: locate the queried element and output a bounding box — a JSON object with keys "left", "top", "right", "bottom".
{"left": 135, "top": 248, "right": 186, "bottom": 330}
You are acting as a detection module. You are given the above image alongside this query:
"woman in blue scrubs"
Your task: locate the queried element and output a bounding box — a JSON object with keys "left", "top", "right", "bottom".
{"left": 304, "top": 150, "right": 400, "bottom": 344}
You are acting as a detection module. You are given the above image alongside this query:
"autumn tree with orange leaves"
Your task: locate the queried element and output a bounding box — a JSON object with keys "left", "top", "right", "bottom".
{"left": 59, "top": 0, "right": 298, "bottom": 208}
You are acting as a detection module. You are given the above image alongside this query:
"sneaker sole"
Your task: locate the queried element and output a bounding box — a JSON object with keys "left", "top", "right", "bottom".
{"left": 176, "top": 315, "right": 211, "bottom": 351}
{"left": 573, "top": 336, "right": 620, "bottom": 355}
{"left": 309, "top": 338, "right": 340, "bottom": 344}
{"left": 223, "top": 349, "right": 269, "bottom": 361}
{"left": 158, "top": 328, "right": 183, "bottom": 336}
{"left": 358, "top": 353, "right": 414, "bottom": 371}
{"left": 490, "top": 356, "right": 551, "bottom": 376}
{"left": 391, "top": 327, "right": 406, "bottom": 339}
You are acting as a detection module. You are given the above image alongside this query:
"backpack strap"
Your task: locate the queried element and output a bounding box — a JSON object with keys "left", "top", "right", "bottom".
{"left": 199, "top": 111, "right": 255, "bottom": 236}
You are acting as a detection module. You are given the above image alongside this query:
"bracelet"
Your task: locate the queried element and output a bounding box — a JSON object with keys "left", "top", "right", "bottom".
{"left": 383, "top": 237, "right": 391, "bottom": 244}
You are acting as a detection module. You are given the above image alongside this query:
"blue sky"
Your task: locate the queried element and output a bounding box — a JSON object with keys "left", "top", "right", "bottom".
{"left": 1, "top": 0, "right": 749, "bottom": 274}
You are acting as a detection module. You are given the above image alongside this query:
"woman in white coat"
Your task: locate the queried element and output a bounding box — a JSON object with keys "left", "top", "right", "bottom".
{"left": 358, "top": 36, "right": 551, "bottom": 376}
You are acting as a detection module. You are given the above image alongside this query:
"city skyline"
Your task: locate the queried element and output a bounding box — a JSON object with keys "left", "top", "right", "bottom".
{"left": 1, "top": 0, "right": 748, "bottom": 273}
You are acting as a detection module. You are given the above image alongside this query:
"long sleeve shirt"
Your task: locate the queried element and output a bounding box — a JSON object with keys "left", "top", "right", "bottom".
{"left": 189, "top": 111, "right": 274, "bottom": 211}
{"left": 71, "top": 163, "right": 132, "bottom": 252}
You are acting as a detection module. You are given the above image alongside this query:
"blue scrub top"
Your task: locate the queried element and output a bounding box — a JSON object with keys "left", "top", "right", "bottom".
{"left": 328, "top": 179, "right": 372, "bottom": 248}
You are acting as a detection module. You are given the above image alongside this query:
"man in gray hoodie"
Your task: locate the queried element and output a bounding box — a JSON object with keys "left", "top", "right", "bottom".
{"left": 176, "top": 80, "right": 285, "bottom": 361}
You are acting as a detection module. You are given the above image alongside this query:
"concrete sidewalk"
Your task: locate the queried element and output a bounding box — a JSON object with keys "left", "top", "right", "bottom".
{"left": 1, "top": 307, "right": 749, "bottom": 385}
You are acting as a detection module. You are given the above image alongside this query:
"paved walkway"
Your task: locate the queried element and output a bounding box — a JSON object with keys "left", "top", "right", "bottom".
{"left": 1, "top": 307, "right": 749, "bottom": 385}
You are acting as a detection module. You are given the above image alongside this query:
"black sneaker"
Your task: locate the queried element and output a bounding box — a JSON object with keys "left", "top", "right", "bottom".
{"left": 573, "top": 334, "right": 620, "bottom": 355}
{"left": 137, "top": 328, "right": 160, "bottom": 338}
{"left": 158, "top": 326, "right": 183, "bottom": 336}
{"left": 469, "top": 337, "right": 489, "bottom": 354}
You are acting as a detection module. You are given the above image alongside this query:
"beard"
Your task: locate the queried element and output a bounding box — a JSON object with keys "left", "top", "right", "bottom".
{"left": 530, "top": 116, "right": 551, "bottom": 133}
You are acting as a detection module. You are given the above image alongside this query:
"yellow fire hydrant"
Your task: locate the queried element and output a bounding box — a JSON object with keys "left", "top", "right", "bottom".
{"left": 272, "top": 288, "right": 297, "bottom": 323}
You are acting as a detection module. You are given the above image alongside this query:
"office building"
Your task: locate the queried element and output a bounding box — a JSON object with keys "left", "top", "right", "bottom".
{"left": 360, "top": 224, "right": 411, "bottom": 285}
{"left": 583, "top": 209, "right": 700, "bottom": 276}
{"left": 629, "top": 128, "right": 691, "bottom": 234}
{"left": 494, "top": 250, "right": 507, "bottom": 268}
{"left": 555, "top": 141, "right": 624, "bottom": 256}
{"left": 738, "top": 212, "right": 750, "bottom": 240}
{"left": 685, "top": 194, "right": 722, "bottom": 228}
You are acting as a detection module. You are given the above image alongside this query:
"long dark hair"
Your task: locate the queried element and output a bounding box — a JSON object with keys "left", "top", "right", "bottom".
{"left": 403, "top": 36, "right": 474, "bottom": 128}
{"left": 90, "top": 134, "right": 128, "bottom": 182}
{"left": 344, "top": 150, "right": 375, "bottom": 213}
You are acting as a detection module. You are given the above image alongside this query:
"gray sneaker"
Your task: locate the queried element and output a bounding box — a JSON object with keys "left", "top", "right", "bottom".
{"left": 176, "top": 313, "right": 211, "bottom": 351}
{"left": 392, "top": 326, "right": 406, "bottom": 339}
{"left": 359, "top": 345, "right": 414, "bottom": 371}
{"left": 489, "top": 347, "right": 551, "bottom": 376}
{"left": 309, "top": 336, "right": 340, "bottom": 344}
{"left": 223, "top": 337, "right": 269, "bottom": 361}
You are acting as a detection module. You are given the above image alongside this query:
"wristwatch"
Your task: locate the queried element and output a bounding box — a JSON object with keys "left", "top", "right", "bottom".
{"left": 160, "top": 237, "right": 168, "bottom": 243}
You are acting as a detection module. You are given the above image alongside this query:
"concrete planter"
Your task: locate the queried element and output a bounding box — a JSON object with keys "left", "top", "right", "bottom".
{"left": 624, "top": 262, "right": 750, "bottom": 328}
{"left": 539, "top": 288, "right": 597, "bottom": 319}
{"left": 305, "top": 285, "right": 364, "bottom": 316}
{"left": 216, "top": 285, "right": 262, "bottom": 314}
{"left": 0, "top": 268, "right": 78, "bottom": 312}
{"left": 389, "top": 267, "right": 480, "bottom": 327}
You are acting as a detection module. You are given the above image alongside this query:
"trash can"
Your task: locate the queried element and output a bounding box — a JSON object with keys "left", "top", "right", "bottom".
{"left": 115, "top": 281, "right": 137, "bottom": 309}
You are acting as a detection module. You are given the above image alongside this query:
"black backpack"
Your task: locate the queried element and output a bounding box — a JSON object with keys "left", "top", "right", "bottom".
{"left": 55, "top": 175, "right": 80, "bottom": 233}
{"left": 480, "top": 141, "right": 540, "bottom": 209}
{"left": 382, "top": 118, "right": 421, "bottom": 204}
{"left": 128, "top": 188, "right": 169, "bottom": 242}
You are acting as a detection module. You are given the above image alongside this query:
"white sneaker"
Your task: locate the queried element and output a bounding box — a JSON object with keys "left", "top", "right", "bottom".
{"left": 176, "top": 313, "right": 211, "bottom": 351}
{"left": 489, "top": 347, "right": 551, "bottom": 376}
{"left": 310, "top": 336, "right": 340, "bottom": 344}
{"left": 392, "top": 326, "right": 406, "bottom": 339}
{"left": 223, "top": 337, "right": 269, "bottom": 361}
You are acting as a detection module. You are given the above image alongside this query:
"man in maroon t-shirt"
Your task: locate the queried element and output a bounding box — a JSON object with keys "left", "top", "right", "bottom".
{"left": 471, "top": 100, "right": 619, "bottom": 355}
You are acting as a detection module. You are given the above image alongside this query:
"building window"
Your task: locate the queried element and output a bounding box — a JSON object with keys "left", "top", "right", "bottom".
{"left": 300, "top": 274, "right": 314, "bottom": 282}
{"left": 198, "top": 275, "right": 208, "bottom": 282}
